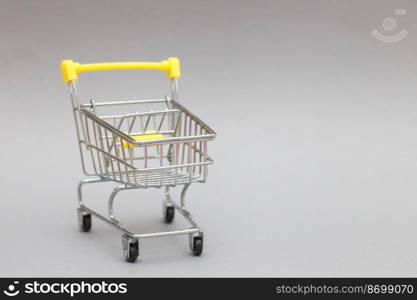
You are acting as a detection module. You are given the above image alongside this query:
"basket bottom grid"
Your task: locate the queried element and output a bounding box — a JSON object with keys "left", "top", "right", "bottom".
{"left": 106, "top": 168, "right": 203, "bottom": 187}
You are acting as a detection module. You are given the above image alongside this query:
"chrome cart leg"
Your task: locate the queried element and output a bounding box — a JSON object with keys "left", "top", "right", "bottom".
{"left": 108, "top": 185, "right": 134, "bottom": 223}
{"left": 181, "top": 184, "right": 204, "bottom": 255}
{"left": 122, "top": 234, "right": 139, "bottom": 263}
{"left": 180, "top": 183, "right": 190, "bottom": 209}
{"left": 77, "top": 177, "right": 108, "bottom": 232}
{"left": 77, "top": 177, "right": 106, "bottom": 206}
{"left": 163, "top": 184, "right": 204, "bottom": 255}
{"left": 178, "top": 184, "right": 204, "bottom": 255}
{"left": 176, "top": 184, "right": 197, "bottom": 226}
{"left": 163, "top": 186, "right": 175, "bottom": 223}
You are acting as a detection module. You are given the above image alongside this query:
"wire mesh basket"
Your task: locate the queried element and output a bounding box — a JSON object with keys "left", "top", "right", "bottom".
{"left": 79, "top": 98, "right": 215, "bottom": 188}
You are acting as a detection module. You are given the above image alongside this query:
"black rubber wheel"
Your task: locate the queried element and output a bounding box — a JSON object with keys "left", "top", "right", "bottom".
{"left": 79, "top": 213, "right": 92, "bottom": 232}
{"left": 126, "top": 241, "right": 139, "bottom": 263}
{"left": 192, "top": 236, "right": 203, "bottom": 256}
{"left": 164, "top": 206, "right": 175, "bottom": 223}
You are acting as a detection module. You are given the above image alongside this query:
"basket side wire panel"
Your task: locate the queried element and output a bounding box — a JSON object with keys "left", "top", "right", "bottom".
{"left": 81, "top": 109, "right": 138, "bottom": 186}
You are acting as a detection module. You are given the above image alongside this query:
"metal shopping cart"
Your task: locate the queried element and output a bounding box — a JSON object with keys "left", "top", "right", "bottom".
{"left": 61, "top": 58, "right": 216, "bottom": 262}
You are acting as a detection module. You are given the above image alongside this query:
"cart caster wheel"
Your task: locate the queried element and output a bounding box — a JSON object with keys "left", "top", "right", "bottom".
{"left": 164, "top": 206, "right": 175, "bottom": 223}
{"left": 77, "top": 209, "right": 91, "bottom": 232}
{"left": 126, "top": 243, "right": 139, "bottom": 263}
{"left": 192, "top": 236, "right": 203, "bottom": 256}
{"left": 122, "top": 235, "right": 139, "bottom": 263}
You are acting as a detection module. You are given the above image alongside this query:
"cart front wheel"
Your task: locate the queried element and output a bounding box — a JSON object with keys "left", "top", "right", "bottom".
{"left": 77, "top": 209, "right": 91, "bottom": 232}
{"left": 122, "top": 235, "right": 139, "bottom": 263}
{"left": 192, "top": 236, "right": 203, "bottom": 256}
{"left": 164, "top": 206, "right": 175, "bottom": 223}
{"left": 126, "top": 243, "right": 139, "bottom": 263}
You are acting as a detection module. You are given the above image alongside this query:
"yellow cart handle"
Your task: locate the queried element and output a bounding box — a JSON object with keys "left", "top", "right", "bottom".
{"left": 61, "top": 57, "right": 181, "bottom": 83}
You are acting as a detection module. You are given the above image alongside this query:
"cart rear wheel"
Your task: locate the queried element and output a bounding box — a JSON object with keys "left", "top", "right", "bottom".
{"left": 164, "top": 206, "right": 175, "bottom": 223}
{"left": 78, "top": 209, "right": 91, "bottom": 232}
{"left": 192, "top": 236, "right": 203, "bottom": 256}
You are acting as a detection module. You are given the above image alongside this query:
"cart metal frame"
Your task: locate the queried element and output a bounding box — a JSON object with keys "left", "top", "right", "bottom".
{"left": 62, "top": 58, "right": 216, "bottom": 262}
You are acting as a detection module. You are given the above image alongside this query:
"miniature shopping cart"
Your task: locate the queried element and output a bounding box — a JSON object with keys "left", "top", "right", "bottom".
{"left": 61, "top": 58, "right": 216, "bottom": 262}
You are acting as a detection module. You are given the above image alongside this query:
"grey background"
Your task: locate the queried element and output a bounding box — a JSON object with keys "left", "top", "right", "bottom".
{"left": 0, "top": 0, "right": 416, "bottom": 277}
